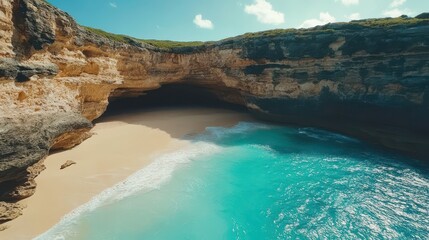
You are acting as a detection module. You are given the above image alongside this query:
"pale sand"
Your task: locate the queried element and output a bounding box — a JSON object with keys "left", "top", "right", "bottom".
{"left": 1, "top": 107, "right": 252, "bottom": 239}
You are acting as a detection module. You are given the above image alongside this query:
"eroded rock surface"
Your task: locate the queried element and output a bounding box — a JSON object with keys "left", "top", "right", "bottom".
{"left": 0, "top": 0, "right": 428, "bottom": 226}
{"left": 60, "top": 160, "right": 76, "bottom": 170}
{"left": 0, "top": 202, "right": 24, "bottom": 226}
{"left": 0, "top": 113, "right": 91, "bottom": 224}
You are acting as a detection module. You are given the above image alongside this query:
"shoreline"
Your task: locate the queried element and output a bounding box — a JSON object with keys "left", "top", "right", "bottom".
{"left": 1, "top": 107, "right": 253, "bottom": 239}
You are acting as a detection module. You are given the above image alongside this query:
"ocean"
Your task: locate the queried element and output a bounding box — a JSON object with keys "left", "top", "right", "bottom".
{"left": 37, "top": 122, "right": 429, "bottom": 239}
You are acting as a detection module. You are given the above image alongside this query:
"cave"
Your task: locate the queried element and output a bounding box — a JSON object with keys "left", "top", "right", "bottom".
{"left": 97, "top": 83, "right": 429, "bottom": 163}
{"left": 99, "top": 84, "right": 247, "bottom": 121}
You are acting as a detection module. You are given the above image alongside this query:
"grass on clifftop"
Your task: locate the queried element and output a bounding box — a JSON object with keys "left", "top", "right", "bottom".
{"left": 82, "top": 26, "right": 205, "bottom": 49}
{"left": 141, "top": 39, "right": 206, "bottom": 49}
{"left": 234, "top": 28, "right": 333, "bottom": 39}
{"left": 231, "top": 15, "right": 428, "bottom": 40}
{"left": 351, "top": 15, "right": 428, "bottom": 27}
{"left": 82, "top": 14, "right": 428, "bottom": 48}
{"left": 83, "top": 26, "right": 131, "bottom": 43}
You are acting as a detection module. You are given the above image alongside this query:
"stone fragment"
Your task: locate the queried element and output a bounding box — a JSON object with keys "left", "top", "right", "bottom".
{"left": 60, "top": 160, "right": 76, "bottom": 170}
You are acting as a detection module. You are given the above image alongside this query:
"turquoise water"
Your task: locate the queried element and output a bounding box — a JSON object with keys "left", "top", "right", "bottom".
{"left": 38, "top": 123, "right": 429, "bottom": 240}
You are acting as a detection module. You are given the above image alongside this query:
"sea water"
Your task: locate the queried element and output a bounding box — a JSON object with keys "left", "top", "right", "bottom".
{"left": 37, "top": 122, "right": 429, "bottom": 240}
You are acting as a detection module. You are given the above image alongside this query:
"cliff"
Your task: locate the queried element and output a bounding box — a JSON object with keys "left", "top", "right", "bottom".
{"left": 0, "top": 0, "right": 428, "bottom": 225}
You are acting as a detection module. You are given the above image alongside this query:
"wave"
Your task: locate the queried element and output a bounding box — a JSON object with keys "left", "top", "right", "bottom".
{"left": 35, "top": 141, "right": 223, "bottom": 240}
{"left": 195, "top": 121, "right": 271, "bottom": 141}
{"left": 298, "top": 127, "right": 359, "bottom": 143}
{"left": 37, "top": 122, "right": 268, "bottom": 239}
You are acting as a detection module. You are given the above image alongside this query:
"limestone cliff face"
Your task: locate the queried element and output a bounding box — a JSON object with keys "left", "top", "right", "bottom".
{"left": 0, "top": 0, "right": 428, "bottom": 225}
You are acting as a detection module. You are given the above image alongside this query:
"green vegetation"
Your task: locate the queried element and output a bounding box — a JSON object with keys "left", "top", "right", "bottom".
{"left": 82, "top": 15, "right": 427, "bottom": 49}
{"left": 232, "top": 28, "right": 334, "bottom": 40}
{"left": 237, "top": 29, "right": 301, "bottom": 39}
{"left": 82, "top": 26, "right": 205, "bottom": 50}
{"left": 82, "top": 26, "right": 132, "bottom": 43}
{"left": 351, "top": 16, "right": 428, "bottom": 27}
{"left": 231, "top": 16, "right": 427, "bottom": 40}
{"left": 140, "top": 39, "right": 205, "bottom": 49}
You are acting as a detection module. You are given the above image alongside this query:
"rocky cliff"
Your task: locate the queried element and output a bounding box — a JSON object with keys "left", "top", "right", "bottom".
{"left": 0, "top": 0, "right": 428, "bottom": 225}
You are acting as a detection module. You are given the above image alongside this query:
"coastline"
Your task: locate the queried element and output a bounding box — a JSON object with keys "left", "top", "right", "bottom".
{"left": 1, "top": 107, "right": 252, "bottom": 239}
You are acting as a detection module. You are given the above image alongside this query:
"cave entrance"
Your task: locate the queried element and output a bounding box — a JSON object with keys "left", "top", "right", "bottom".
{"left": 99, "top": 84, "right": 246, "bottom": 120}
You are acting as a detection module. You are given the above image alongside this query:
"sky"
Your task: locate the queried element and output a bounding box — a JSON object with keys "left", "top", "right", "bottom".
{"left": 46, "top": 0, "right": 429, "bottom": 41}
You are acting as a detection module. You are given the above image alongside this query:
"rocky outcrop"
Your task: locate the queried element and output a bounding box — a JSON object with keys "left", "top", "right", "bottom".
{"left": 0, "top": 0, "right": 428, "bottom": 225}
{"left": 0, "top": 202, "right": 24, "bottom": 226}
{"left": 60, "top": 160, "right": 76, "bottom": 170}
{"left": 0, "top": 113, "right": 91, "bottom": 196}
{"left": 0, "top": 113, "right": 91, "bottom": 224}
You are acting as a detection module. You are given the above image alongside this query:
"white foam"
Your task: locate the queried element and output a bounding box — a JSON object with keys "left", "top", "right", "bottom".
{"left": 35, "top": 142, "right": 222, "bottom": 240}
{"left": 298, "top": 127, "right": 359, "bottom": 143}
{"left": 196, "top": 122, "right": 270, "bottom": 141}
{"left": 36, "top": 122, "right": 271, "bottom": 239}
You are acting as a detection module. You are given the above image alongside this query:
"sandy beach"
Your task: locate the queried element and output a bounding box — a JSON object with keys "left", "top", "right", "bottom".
{"left": 1, "top": 107, "right": 252, "bottom": 239}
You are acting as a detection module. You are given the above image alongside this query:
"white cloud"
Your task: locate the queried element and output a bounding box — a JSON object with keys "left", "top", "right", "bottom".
{"left": 244, "top": 0, "right": 285, "bottom": 25}
{"left": 109, "top": 2, "right": 117, "bottom": 8}
{"left": 383, "top": 8, "right": 413, "bottom": 17}
{"left": 347, "top": 12, "right": 361, "bottom": 20}
{"left": 390, "top": 0, "right": 406, "bottom": 8}
{"left": 337, "top": 0, "right": 359, "bottom": 6}
{"left": 382, "top": 0, "right": 412, "bottom": 18}
{"left": 383, "top": 8, "right": 403, "bottom": 17}
{"left": 299, "top": 12, "right": 336, "bottom": 28}
{"left": 193, "top": 14, "right": 214, "bottom": 29}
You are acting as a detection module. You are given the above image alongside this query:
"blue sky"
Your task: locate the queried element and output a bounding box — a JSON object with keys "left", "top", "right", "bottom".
{"left": 47, "top": 0, "right": 428, "bottom": 41}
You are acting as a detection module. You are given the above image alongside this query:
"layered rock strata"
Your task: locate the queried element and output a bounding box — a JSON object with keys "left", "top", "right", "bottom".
{"left": 0, "top": 0, "right": 428, "bottom": 225}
